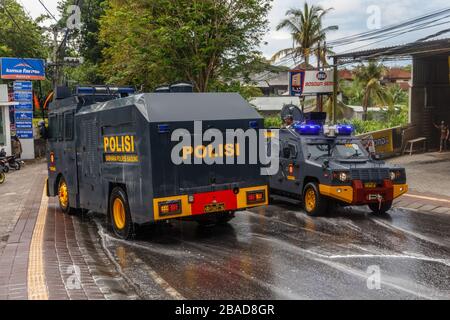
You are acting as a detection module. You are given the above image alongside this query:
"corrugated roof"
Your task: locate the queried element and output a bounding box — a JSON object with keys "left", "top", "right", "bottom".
{"left": 333, "top": 38, "right": 450, "bottom": 62}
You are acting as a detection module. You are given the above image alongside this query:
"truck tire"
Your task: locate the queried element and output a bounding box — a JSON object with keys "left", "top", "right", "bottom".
{"left": 0, "top": 172, "right": 5, "bottom": 184}
{"left": 109, "top": 187, "right": 134, "bottom": 240}
{"left": 58, "top": 177, "right": 72, "bottom": 213}
{"left": 303, "top": 182, "right": 328, "bottom": 216}
{"left": 369, "top": 201, "right": 393, "bottom": 215}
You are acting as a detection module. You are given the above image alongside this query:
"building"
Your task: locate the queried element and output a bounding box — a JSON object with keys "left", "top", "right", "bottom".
{"left": 0, "top": 84, "right": 14, "bottom": 156}
{"left": 249, "top": 63, "right": 314, "bottom": 96}
{"left": 333, "top": 38, "right": 450, "bottom": 149}
{"left": 249, "top": 96, "right": 316, "bottom": 117}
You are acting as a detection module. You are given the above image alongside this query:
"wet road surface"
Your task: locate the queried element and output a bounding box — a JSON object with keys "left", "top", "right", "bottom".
{"left": 77, "top": 199, "right": 450, "bottom": 300}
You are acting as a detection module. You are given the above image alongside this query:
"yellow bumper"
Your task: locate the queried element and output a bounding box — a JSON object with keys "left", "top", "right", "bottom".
{"left": 393, "top": 184, "right": 408, "bottom": 199}
{"left": 319, "top": 185, "right": 354, "bottom": 204}
{"left": 319, "top": 183, "right": 409, "bottom": 204}
{"left": 153, "top": 185, "right": 268, "bottom": 221}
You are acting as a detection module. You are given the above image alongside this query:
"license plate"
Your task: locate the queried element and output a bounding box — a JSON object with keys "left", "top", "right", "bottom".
{"left": 204, "top": 203, "right": 225, "bottom": 213}
{"left": 365, "top": 182, "right": 377, "bottom": 188}
{"left": 368, "top": 194, "right": 383, "bottom": 201}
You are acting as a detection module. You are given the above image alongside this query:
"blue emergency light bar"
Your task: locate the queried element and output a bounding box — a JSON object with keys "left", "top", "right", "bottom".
{"left": 336, "top": 125, "right": 354, "bottom": 136}
{"left": 75, "top": 86, "right": 135, "bottom": 95}
{"left": 294, "top": 124, "right": 322, "bottom": 135}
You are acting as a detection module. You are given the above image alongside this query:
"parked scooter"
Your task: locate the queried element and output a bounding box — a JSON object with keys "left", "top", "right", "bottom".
{"left": 0, "top": 149, "right": 21, "bottom": 171}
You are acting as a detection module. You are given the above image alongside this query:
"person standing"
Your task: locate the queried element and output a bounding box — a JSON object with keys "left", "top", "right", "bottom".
{"left": 434, "top": 121, "right": 450, "bottom": 153}
{"left": 11, "top": 136, "right": 22, "bottom": 159}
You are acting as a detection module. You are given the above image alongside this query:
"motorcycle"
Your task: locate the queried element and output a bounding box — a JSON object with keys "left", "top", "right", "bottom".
{"left": 0, "top": 149, "right": 21, "bottom": 171}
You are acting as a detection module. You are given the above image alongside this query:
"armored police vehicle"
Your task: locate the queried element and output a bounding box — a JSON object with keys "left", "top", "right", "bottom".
{"left": 270, "top": 105, "right": 408, "bottom": 216}
{"left": 47, "top": 85, "right": 268, "bottom": 239}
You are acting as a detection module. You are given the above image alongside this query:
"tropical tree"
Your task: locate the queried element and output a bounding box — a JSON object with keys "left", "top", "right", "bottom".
{"left": 353, "top": 61, "right": 391, "bottom": 120}
{"left": 0, "top": 0, "right": 47, "bottom": 58}
{"left": 99, "top": 0, "right": 272, "bottom": 92}
{"left": 271, "top": 2, "right": 333, "bottom": 66}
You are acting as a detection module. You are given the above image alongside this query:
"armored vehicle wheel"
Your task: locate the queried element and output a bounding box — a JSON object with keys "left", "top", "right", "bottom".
{"left": 58, "top": 177, "right": 72, "bottom": 213}
{"left": 0, "top": 172, "right": 5, "bottom": 184}
{"left": 303, "top": 182, "right": 328, "bottom": 216}
{"left": 109, "top": 187, "right": 134, "bottom": 240}
{"left": 369, "top": 201, "right": 393, "bottom": 215}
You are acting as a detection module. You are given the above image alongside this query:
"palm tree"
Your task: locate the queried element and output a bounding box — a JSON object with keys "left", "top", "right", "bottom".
{"left": 271, "top": 3, "right": 333, "bottom": 67}
{"left": 354, "top": 61, "right": 391, "bottom": 120}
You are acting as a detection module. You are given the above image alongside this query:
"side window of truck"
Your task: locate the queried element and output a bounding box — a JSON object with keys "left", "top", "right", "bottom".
{"left": 282, "top": 143, "right": 297, "bottom": 159}
{"left": 48, "top": 114, "right": 57, "bottom": 141}
{"left": 64, "top": 112, "right": 74, "bottom": 141}
{"left": 57, "top": 114, "right": 64, "bottom": 141}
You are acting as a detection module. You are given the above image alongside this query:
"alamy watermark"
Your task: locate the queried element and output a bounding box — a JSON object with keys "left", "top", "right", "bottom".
{"left": 66, "top": 5, "right": 82, "bottom": 31}
{"left": 170, "top": 121, "right": 280, "bottom": 176}
{"left": 66, "top": 265, "right": 82, "bottom": 290}
{"left": 367, "top": 265, "right": 381, "bottom": 290}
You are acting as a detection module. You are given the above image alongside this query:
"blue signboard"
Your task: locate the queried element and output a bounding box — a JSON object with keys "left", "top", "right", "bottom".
{"left": 1, "top": 57, "right": 46, "bottom": 80}
{"left": 16, "top": 122, "right": 33, "bottom": 129}
{"left": 14, "top": 91, "right": 33, "bottom": 102}
{"left": 15, "top": 102, "right": 33, "bottom": 111}
{"left": 16, "top": 130, "right": 34, "bottom": 139}
{"left": 289, "top": 70, "right": 306, "bottom": 96}
{"left": 13, "top": 81, "right": 32, "bottom": 91}
{"left": 15, "top": 111, "right": 33, "bottom": 121}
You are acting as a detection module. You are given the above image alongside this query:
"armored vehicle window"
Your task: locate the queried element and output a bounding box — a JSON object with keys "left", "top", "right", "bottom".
{"left": 64, "top": 112, "right": 74, "bottom": 141}
{"left": 334, "top": 143, "right": 368, "bottom": 159}
{"left": 48, "top": 114, "right": 57, "bottom": 141}
{"left": 282, "top": 144, "right": 297, "bottom": 159}
{"left": 57, "top": 114, "right": 64, "bottom": 141}
{"left": 306, "top": 143, "right": 331, "bottom": 161}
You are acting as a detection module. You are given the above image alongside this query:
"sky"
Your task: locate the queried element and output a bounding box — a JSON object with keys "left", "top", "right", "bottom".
{"left": 22, "top": 0, "right": 450, "bottom": 66}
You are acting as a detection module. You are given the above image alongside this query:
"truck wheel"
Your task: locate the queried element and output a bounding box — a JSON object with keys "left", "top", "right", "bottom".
{"left": 58, "top": 177, "right": 71, "bottom": 213}
{"left": 303, "top": 182, "right": 328, "bottom": 216}
{"left": 369, "top": 201, "right": 393, "bottom": 215}
{"left": 0, "top": 172, "right": 5, "bottom": 184}
{"left": 109, "top": 187, "right": 134, "bottom": 240}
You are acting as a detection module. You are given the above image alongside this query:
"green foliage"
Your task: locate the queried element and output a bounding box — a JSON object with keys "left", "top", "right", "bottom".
{"left": 264, "top": 117, "right": 282, "bottom": 128}
{"left": 0, "top": 0, "right": 47, "bottom": 58}
{"left": 271, "top": 2, "right": 334, "bottom": 66}
{"left": 213, "top": 81, "right": 263, "bottom": 101}
{"left": 341, "top": 105, "right": 409, "bottom": 134}
{"left": 99, "top": 0, "right": 272, "bottom": 91}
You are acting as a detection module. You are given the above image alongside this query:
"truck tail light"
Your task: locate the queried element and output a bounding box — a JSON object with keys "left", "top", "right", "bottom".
{"left": 159, "top": 200, "right": 182, "bottom": 216}
{"left": 246, "top": 190, "right": 266, "bottom": 205}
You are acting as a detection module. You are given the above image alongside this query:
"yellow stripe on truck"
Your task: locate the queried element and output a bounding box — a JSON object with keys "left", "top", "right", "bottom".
{"left": 319, "top": 185, "right": 354, "bottom": 204}
{"left": 153, "top": 195, "right": 192, "bottom": 221}
{"left": 393, "top": 184, "right": 408, "bottom": 199}
{"left": 237, "top": 185, "right": 269, "bottom": 209}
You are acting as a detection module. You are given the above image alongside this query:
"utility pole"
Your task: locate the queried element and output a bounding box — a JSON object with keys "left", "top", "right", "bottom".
{"left": 317, "top": 42, "right": 322, "bottom": 112}
{"left": 52, "top": 27, "right": 60, "bottom": 89}
{"left": 332, "top": 56, "right": 338, "bottom": 124}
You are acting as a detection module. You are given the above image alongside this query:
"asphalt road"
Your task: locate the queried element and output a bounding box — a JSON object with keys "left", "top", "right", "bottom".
{"left": 83, "top": 199, "right": 450, "bottom": 300}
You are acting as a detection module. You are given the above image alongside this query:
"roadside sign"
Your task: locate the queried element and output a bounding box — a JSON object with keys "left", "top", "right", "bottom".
{"left": 15, "top": 102, "right": 33, "bottom": 111}
{"left": 16, "top": 130, "right": 34, "bottom": 139}
{"left": 13, "top": 81, "right": 32, "bottom": 91}
{"left": 1, "top": 57, "right": 46, "bottom": 80}
{"left": 289, "top": 70, "right": 306, "bottom": 96}
{"left": 13, "top": 91, "right": 33, "bottom": 102}
{"left": 15, "top": 111, "right": 33, "bottom": 121}
{"left": 16, "top": 121, "right": 33, "bottom": 129}
{"left": 302, "top": 70, "right": 335, "bottom": 95}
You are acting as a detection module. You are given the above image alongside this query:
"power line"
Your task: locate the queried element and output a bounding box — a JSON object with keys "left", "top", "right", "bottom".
{"left": 38, "top": 0, "right": 58, "bottom": 22}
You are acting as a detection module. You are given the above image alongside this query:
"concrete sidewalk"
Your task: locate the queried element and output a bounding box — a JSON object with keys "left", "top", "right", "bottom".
{"left": 0, "top": 162, "right": 135, "bottom": 300}
{"left": 389, "top": 152, "right": 450, "bottom": 214}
